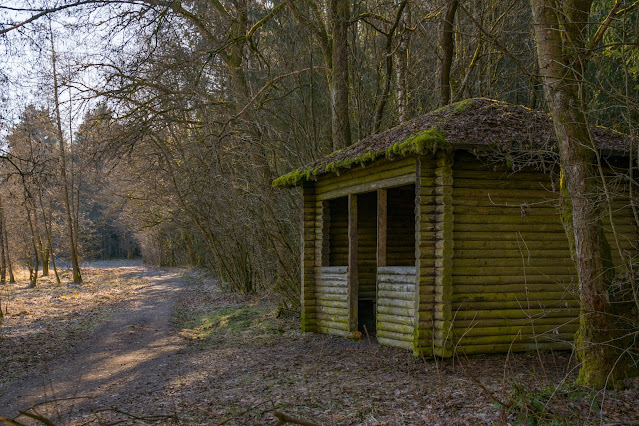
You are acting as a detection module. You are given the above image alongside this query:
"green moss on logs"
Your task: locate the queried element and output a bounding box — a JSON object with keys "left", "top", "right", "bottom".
{"left": 272, "top": 128, "right": 448, "bottom": 187}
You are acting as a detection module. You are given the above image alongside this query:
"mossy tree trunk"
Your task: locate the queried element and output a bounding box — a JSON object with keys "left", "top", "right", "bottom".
{"left": 530, "top": 0, "right": 634, "bottom": 389}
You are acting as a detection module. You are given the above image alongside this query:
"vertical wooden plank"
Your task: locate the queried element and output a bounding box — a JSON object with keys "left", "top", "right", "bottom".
{"left": 348, "top": 193, "right": 358, "bottom": 333}
{"left": 301, "top": 182, "right": 317, "bottom": 333}
{"left": 377, "top": 188, "right": 387, "bottom": 268}
{"left": 434, "top": 150, "right": 454, "bottom": 357}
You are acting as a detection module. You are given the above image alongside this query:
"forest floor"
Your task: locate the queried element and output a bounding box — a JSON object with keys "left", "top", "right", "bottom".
{"left": 1, "top": 263, "right": 638, "bottom": 425}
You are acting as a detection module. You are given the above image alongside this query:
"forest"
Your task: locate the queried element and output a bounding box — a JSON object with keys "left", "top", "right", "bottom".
{"left": 1, "top": 0, "right": 639, "bottom": 423}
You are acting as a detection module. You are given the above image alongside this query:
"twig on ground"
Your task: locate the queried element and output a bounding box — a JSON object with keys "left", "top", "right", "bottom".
{"left": 273, "top": 411, "right": 319, "bottom": 426}
{"left": 0, "top": 416, "right": 25, "bottom": 426}
{"left": 17, "top": 411, "right": 57, "bottom": 426}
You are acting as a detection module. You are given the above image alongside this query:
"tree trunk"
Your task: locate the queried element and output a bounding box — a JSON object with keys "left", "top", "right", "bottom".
{"left": 0, "top": 201, "right": 6, "bottom": 285}
{"left": 439, "top": 0, "right": 458, "bottom": 106}
{"left": 329, "top": 0, "right": 351, "bottom": 150}
{"left": 50, "top": 26, "right": 82, "bottom": 283}
{"left": 396, "top": 2, "right": 411, "bottom": 123}
{"left": 530, "top": 0, "right": 634, "bottom": 389}
{"left": 3, "top": 213, "right": 15, "bottom": 284}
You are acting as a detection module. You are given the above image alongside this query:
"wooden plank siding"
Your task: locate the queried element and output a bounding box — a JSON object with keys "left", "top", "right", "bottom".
{"left": 450, "top": 152, "right": 577, "bottom": 354}
{"left": 377, "top": 266, "right": 416, "bottom": 350}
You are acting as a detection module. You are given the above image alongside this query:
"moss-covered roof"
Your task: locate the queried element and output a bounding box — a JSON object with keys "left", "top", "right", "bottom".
{"left": 273, "top": 98, "right": 630, "bottom": 187}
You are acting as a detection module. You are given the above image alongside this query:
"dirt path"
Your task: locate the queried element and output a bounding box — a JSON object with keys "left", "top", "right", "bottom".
{"left": 0, "top": 267, "right": 186, "bottom": 423}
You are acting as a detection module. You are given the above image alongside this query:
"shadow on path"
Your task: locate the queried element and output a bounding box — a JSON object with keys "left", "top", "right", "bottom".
{"left": 0, "top": 267, "right": 186, "bottom": 424}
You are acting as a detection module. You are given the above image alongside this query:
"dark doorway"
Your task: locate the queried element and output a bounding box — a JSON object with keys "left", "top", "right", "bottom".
{"left": 357, "top": 192, "right": 377, "bottom": 335}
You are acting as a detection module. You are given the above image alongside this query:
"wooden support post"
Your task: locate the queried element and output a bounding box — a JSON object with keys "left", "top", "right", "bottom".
{"left": 348, "top": 193, "right": 358, "bottom": 333}
{"left": 301, "top": 182, "right": 317, "bottom": 332}
{"left": 434, "top": 150, "right": 454, "bottom": 357}
{"left": 414, "top": 156, "right": 437, "bottom": 357}
{"left": 377, "top": 189, "right": 387, "bottom": 268}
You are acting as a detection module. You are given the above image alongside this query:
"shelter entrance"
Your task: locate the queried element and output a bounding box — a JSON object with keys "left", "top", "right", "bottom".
{"left": 356, "top": 192, "right": 377, "bottom": 335}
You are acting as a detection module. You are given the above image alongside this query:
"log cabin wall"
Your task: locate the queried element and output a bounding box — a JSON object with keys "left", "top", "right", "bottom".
{"left": 312, "top": 197, "right": 350, "bottom": 336}
{"left": 375, "top": 184, "right": 417, "bottom": 349}
{"left": 310, "top": 157, "right": 417, "bottom": 339}
{"left": 450, "top": 151, "right": 578, "bottom": 355}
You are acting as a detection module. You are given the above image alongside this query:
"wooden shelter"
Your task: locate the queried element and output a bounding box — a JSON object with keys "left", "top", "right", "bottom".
{"left": 273, "top": 98, "right": 637, "bottom": 357}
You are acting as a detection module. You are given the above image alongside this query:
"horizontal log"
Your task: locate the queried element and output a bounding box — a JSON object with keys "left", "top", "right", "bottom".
{"left": 453, "top": 324, "right": 578, "bottom": 338}
{"left": 453, "top": 197, "right": 561, "bottom": 208}
{"left": 316, "top": 276, "right": 348, "bottom": 285}
{"left": 454, "top": 239, "right": 570, "bottom": 250}
{"left": 378, "top": 283, "right": 415, "bottom": 293}
{"left": 377, "top": 298, "right": 414, "bottom": 309}
{"left": 455, "top": 215, "right": 561, "bottom": 225}
{"left": 315, "top": 285, "right": 347, "bottom": 295}
{"left": 377, "top": 321, "right": 414, "bottom": 334}
{"left": 453, "top": 258, "right": 576, "bottom": 268}
{"left": 377, "top": 329, "right": 414, "bottom": 343}
{"left": 454, "top": 188, "right": 560, "bottom": 199}
{"left": 452, "top": 292, "right": 576, "bottom": 303}
{"left": 453, "top": 169, "right": 552, "bottom": 181}
{"left": 377, "top": 275, "right": 416, "bottom": 285}
{"left": 315, "top": 313, "right": 349, "bottom": 323}
{"left": 452, "top": 266, "right": 575, "bottom": 276}
{"left": 319, "top": 266, "right": 348, "bottom": 274}
{"left": 378, "top": 290, "right": 414, "bottom": 301}
{"left": 451, "top": 300, "right": 579, "bottom": 310}
{"left": 453, "top": 316, "right": 579, "bottom": 328}
{"left": 448, "top": 308, "right": 580, "bottom": 320}
{"left": 318, "top": 173, "right": 414, "bottom": 198}
{"left": 378, "top": 266, "right": 417, "bottom": 275}
{"left": 377, "top": 337, "right": 414, "bottom": 350}
{"left": 454, "top": 249, "right": 572, "bottom": 259}
{"left": 377, "top": 305, "right": 415, "bottom": 317}
{"left": 452, "top": 275, "right": 576, "bottom": 286}
{"left": 454, "top": 283, "right": 577, "bottom": 294}
{"left": 453, "top": 332, "right": 574, "bottom": 346}
{"left": 453, "top": 341, "right": 573, "bottom": 355}
{"left": 455, "top": 223, "right": 565, "bottom": 233}
{"left": 315, "top": 305, "right": 348, "bottom": 315}
{"left": 377, "top": 313, "right": 414, "bottom": 326}
{"left": 454, "top": 179, "right": 558, "bottom": 191}
{"left": 315, "top": 325, "right": 350, "bottom": 336}
{"left": 316, "top": 293, "right": 348, "bottom": 302}
{"left": 316, "top": 158, "right": 415, "bottom": 189}
{"left": 453, "top": 232, "right": 569, "bottom": 241}
{"left": 453, "top": 206, "right": 561, "bottom": 216}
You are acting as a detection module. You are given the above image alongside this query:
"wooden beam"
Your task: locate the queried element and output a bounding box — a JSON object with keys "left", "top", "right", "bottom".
{"left": 348, "top": 193, "right": 358, "bottom": 333}
{"left": 301, "top": 182, "right": 317, "bottom": 333}
{"left": 434, "top": 150, "right": 454, "bottom": 358}
{"left": 377, "top": 188, "right": 388, "bottom": 268}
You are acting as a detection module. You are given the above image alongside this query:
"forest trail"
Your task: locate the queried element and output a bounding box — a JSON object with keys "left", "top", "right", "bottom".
{"left": 0, "top": 266, "right": 186, "bottom": 423}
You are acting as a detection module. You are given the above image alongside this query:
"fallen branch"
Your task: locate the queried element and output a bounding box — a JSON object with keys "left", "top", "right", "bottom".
{"left": 273, "top": 411, "right": 319, "bottom": 426}
{"left": 17, "top": 411, "right": 56, "bottom": 426}
{"left": 0, "top": 416, "right": 25, "bottom": 426}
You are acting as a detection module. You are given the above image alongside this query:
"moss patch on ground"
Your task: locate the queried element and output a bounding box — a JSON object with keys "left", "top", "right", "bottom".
{"left": 175, "top": 270, "right": 297, "bottom": 346}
